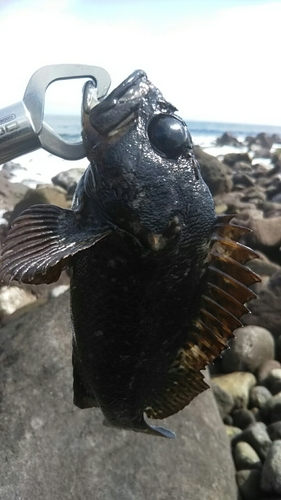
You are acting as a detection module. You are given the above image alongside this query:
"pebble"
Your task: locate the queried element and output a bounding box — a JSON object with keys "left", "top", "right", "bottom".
{"left": 232, "top": 409, "right": 256, "bottom": 430}
{"left": 225, "top": 425, "right": 242, "bottom": 440}
{"left": 249, "top": 386, "right": 272, "bottom": 410}
{"left": 212, "top": 372, "right": 256, "bottom": 409}
{"left": 221, "top": 325, "right": 275, "bottom": 374}
{"left": 257, "top": 360, "right": 281, "bottom": 385}
{"left": 236, "top": 469, "right": 263, "bottom": 500}
{"left": 267, "top": 422, "right": 281, "bottom": 441}
{"left": 261, "top": 440, "right": 281, "bottom": 495}
{"left": 264, "top": 368, "right": 281, "bottom": 391}
{"left": 261, "top": 393, "right": 281, "bottom": 424}
{"left": 233, "top": 441, "right": 262, "bottom": 470}
{"left": 232, "top": 422, "right": 272, "bottom": 461}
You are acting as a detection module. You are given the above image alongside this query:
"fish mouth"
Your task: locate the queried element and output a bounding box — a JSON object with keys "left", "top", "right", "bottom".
{"left": 82, "top": 70, "right": 151, "bottom": 138}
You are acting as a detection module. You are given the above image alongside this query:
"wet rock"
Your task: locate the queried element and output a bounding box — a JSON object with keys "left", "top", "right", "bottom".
{"left": 51, "top": 168, "right": 85, "bottom": 196}
{"left": 236, "top": 469, "right": 263, "bottom": 500}
{"left": 0, "top": 285, "right": 37, "bottom": 320}
{"left": 234, "top": 441, "right": 262, "bottom": 470}
{"left": 194, "top": 145, "right": 233, "bottom": 195}
{"left": 212, "top": 382, "right": 235, "bottom": 420}
{"left": 9, "top": 185, "right": 70, "bottom": 223}
{"left": 261, "top": 440, "right": 281, "bottom": 495}
{"left": 212, "top": 372, "right": 256, "bottom": 409}
{"left": 221, "top": 326, "right": 275, "bottom": 374}
{"left": 267, "top": 422, "right": 281, "bottom": 441}
{"left": 0, "top": 292, "right": 237, "bottom": 500}
{"left": 248, "top": 133, "right": 275, "bottom": 150}
{"left": 249, "top": 386, "right": 272, "bottom": 410}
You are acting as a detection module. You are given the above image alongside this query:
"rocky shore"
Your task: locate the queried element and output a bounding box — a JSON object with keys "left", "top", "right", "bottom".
{"left": 1, "top": 131, "right": 281, "bottom": 499}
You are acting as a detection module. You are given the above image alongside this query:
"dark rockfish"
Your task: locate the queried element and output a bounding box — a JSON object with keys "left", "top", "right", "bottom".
{"left": 0, "top": 70, "right": 260, "bottom": 438}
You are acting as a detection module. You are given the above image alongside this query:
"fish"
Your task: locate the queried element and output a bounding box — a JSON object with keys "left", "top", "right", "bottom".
{"left": 0, "top": 70, "right": 260, "bottom": 438}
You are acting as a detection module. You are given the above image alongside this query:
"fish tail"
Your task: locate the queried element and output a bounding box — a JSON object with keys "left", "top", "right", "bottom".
{"left": 103, "top": 416, "right": 176, "bottom": 439}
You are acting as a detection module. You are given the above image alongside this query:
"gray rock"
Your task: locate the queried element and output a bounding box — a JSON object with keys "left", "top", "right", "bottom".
{"left": 211, "top": 382, "right": 234, "bottom": 419}
{"left": 272, "top": 380, "right": 281, "bottom": 395}
{"left": 247, "top": 216, "right": 281, "bottom": 249}
{"left": 225, "top": 425, "right": 243, "bottom": 440}
{"left": 263, "top": 369, "right": 281, "bottom": 393}
{"left": 267, "top": 422, "right": 281, "bottom": 441}
{"left": 194, "top": 146, "right": 233, "bottom": 195}
{"left": 261, "top": 393, "right": 281, "bottom": 424}
{"left": 0, "top": 292, "right": 237, "bottom": 500}
{"left": 236, "top": 469, "right": 263, "bottom": 500}
{"left": 232, "top": 409, "right": 256, "bottom": 430}
{"left": 223, "top": 152, "right": 251, "bottom": 165}
{"left": 243, "top": 271, "right": 281, "bottom": 340}
{"left": 232, "top": 422, "right": 272, "bottom": 461}
{"left": 212, "top": 372, "right": 256, "bottom": 409}
{"left": 234, "top": 441, "right": 262, "bottom": 470}
{"left": 261, "top": 440, "right": 281, "bottom": 495}
{"left": 216, "top": 133, "right": 243, "bottom": 148}
{"left": 249, "top": 386, "right": 272, "bottom": 410}
{"left": 0, "top": 285, "right": 37, "bottom": 320}
{"left": 49, "top": 284, "right": 70, "bottom": 299}
{"left": 222, "top": 326, "right": 275, "bottom": 374}
{"left": 257, "top": 360, "right": 281, "bottom": 385}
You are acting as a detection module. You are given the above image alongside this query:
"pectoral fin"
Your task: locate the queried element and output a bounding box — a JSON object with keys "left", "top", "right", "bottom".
{"left": 0, "top": 204, "right": 112, "bottom": 284}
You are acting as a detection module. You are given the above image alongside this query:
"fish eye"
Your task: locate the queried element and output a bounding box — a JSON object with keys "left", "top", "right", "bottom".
{"left": 147, "top": 114, "right": 192, "bottom": 159}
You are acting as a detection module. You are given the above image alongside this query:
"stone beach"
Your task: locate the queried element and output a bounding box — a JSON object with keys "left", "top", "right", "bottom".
{"left": 1, "top": 131, "right": 281, "bottom": 499}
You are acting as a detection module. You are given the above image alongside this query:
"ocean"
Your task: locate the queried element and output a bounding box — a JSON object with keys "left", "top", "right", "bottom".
{"left": 1, "top": 114, "right": 281, "bottom": 189}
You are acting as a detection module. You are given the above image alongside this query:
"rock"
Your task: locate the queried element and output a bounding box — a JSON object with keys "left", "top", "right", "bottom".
{"left": 246, "top": 252, "right": 281, "bottom": 278}
{"left": 216, "top": 133, "right": 243, "bottom": 148}
{"left": 243, "top": 271, "right": 281, "bottom": 339}
{"left": 247, "top": 216, "right": 281, "bottom": 249}
{"left": 0, "top": 292, "right": 238, "bottom": 500}
{"left": 225, "top": 425, "right": 243, "bottom": 440}
{"left": 212, "top": 372, "right": 256, "bottom": 409}
{"left": 248, "top": 133, "right": 275, "bottom": 150}
{"left": 194, "top": 146, "right": 233, "bottom": 195}
{"left": 234, "top": 441, "right": 262, "bottom": 470}
{"left": 223, "top": 152, "right": 252, "bottom": 166}
{"left": 51, "top": 168, "right": 85, "bottom": 196}
{"left": 272, "top": 380, "right": 281, "bottom": 396}
{"left": 249, "top": 386, "right": 272, "bottom": 410}
{"left": 221, "top": 326, "right": 275, "bottom": 374}
{"left": 2, "top": 161, "right": 26, "bottom": 175}
{"left": 0, "top": 170, "right": 29, "bottom": 213}
{"left": 0, "top": 285, "right": 37, "bottom": 320}
{"left": 232, "top": 422, "right": 272, "bottom": 461}
{"left": 261, "top": 393, "right": 281, "bottom": 424}
{"left": 257, "top": 360, "right": 281, "bottom": 385}
{"left": 232, "top": 173, "right": 255, "bottom": 188}
{"left": 253, "top": 148, "right": 272, "bottom": 159}
{"left": 211, "top": 382, "right": 235, "bottom": 419}
{"left": 261, "top": 440, "right": 281, "bottom": 495}
{"left": 9, "top": 185, "right": 70, "bottom": 223}
{"left": 49, "top": 285, "right": 70, "bottom": 299}
{"left": 263, "top": 369, "right": 281, "bottom": 392}
{"left": 236, "top": 469, "right": 263, "bottom": 500}
{"left": 232, "top": 409, "right": 256, "bottom": 430}
{"left": 267, "top": 422, "right": 281, "bottom": 441}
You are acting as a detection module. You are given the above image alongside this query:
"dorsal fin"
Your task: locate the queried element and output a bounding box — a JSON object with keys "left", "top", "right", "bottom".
{"left": 145, "top": 215, "right": 261, "bottom": 420}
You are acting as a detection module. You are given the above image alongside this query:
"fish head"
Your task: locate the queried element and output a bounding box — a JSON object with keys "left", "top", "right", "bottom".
{"left": 81, "top": 70, "right": 214, "bottom": 250}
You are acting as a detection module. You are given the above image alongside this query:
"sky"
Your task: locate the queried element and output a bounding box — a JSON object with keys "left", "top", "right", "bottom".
{"left": 0, "top": 0, "right": 280, "bottom": 126}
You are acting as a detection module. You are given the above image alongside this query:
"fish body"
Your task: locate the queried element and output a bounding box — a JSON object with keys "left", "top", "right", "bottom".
{"left": 0, "top": 71, "right": 260, "bottom": 438}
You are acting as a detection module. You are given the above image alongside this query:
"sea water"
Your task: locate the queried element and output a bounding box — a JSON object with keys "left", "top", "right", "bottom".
{"left": 1, "top": 115, "right": 281, "bottom": 189}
